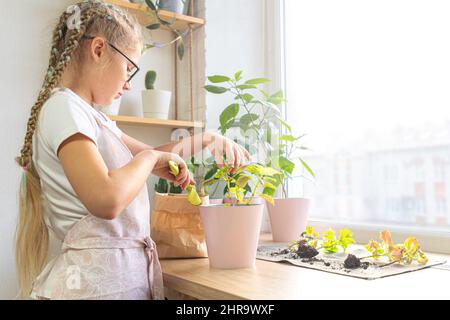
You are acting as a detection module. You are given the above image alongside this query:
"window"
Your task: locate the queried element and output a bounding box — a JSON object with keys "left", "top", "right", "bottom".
{"left": 283, "top": 0, "right": 450, "bottom": 233}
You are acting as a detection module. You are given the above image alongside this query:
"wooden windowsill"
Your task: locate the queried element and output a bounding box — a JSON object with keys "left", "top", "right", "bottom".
{"left": 160, "top": 234, "right": 450, "bottom": 300}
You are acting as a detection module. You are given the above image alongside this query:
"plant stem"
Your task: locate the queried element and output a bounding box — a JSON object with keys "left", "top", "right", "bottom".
{"left": 248, "top": 179, "right": 261, "bottom": 204}
{"left": 379, "top": 260, "right": 400, "bottom": 268}
{"left": 281, "top": 181, "right": 287, "bottom": 198}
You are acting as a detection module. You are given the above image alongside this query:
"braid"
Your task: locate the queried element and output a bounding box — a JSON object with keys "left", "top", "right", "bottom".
{"left": 16, "top": 0, "right": 140, "bottom": 169}
{"left": 16, "top": 8, "right": 96, "bottom": 170}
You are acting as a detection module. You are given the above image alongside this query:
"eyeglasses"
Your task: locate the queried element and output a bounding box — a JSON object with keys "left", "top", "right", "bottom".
{"left": 82, "top": 35, "right": 140, "bottom": 83}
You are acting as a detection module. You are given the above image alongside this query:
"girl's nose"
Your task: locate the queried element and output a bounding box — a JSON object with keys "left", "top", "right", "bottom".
{"left": 123, "top": 81, "right": 131, "bottom": 91}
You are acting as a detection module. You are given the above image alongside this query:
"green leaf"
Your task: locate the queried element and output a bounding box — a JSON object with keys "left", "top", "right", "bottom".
{"left": 299, "top": 158, "right": 315, "bottom": 178}
{"left": 279, "top": 135, "right": 297, "bottom": 142}
{"left": 219, "top": 103, "right": 240, "bottom": 129}
{"left": 259, "top": 89, "right": 270, "bottom": 99}
{"left": 204, "top": 166, "right": 218, "bottom": 181}
{"left": 208, "top": 75, "right": 231, "bottom": 83}
{"left": 236, "top": 84, "right": 257, "bottom": 90}
{"left": 279, "top": 156, "right": 295, "bottom": 175}
{"left": 275, "top": 115, "right": 292, "bottom": 132}
{"left": 244, "top": 183, "right": 252, "bottom": 195}
{"left": 263, "top": 181, "right": 276, "bottom": 190}
{"left": 234, "top": 70, "right": 243, "bottom": 81}
{"left": 265, "top": 125, "right": 272, "bottom": 144}
{"left": 236, "top": 175, "right": 251, "bottom": 188}
{"left": 259, "top": 166, "right": 281, "bottom": 177}
{"left": 146, "top": 23, "right": 161, "bottom": 30}
{"left": 204, "top": 85, "right": 228, "bottom": 94}
{"left": 338, "top": 229, "right": 356, "bottom": 252}
{"left": 322, "top": 229, "right": 339, "bottom": 253}
{"left": 177, "top": 40, "right": 185, "bottom": 60}
{"left": 262, "top": 186, "right": 276, "bottom": 197}
{"left": 268, "top": 90, "right": 285, "bottom": 105}
{"left": 245, "top": 78, "right": 271, "bottom": 85}
{"left": 145, "top": 0, "right": 157, "bottom": 11}
{"left": 235, "top": 93, "right": 254, "bottom": 104}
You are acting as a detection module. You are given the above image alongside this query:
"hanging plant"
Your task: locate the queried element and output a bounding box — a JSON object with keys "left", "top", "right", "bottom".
{"left": 143, "top": 0, "right": 190, "bottom": 60}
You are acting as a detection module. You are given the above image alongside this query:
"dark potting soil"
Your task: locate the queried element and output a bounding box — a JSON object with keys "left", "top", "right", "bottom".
{"left": 296, "top": 241, "right": 320, "bottom": 259}
{"left": 344, "top": 254, "right": 361, "bottom": 269}
{"left": 268, "top": 247, "right": 372, "bottom": 271}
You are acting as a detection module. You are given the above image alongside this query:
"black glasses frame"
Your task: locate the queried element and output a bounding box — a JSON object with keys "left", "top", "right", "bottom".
{"left": 82, "top": 35, "right": 140, "bottom": 83}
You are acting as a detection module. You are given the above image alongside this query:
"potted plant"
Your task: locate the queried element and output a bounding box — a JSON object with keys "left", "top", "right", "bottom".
{"left": 193, "top": 162, "right": 280, "bottom": 269}
{"left": 205, "top": 71, "right": 315, "bottom": 242}
{"left": 154, "top": 177, "right": 182, "bottom": 194}
{"left": 143, "top": 0, "right": 190, "bottom": 60}
{"left": 142, "top": 70, "right": 172, "bottom": 119}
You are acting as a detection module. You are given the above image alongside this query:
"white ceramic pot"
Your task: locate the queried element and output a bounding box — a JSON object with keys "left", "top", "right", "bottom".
{"left": 199, "top": 204, "right": 263, "bottom": 269}
{"left": 141, "top": 89, "right": 171, "bottom": 120}
{"left": 267, "top": 198, "right": 310, "bottom": 243}
{"left": 97, "top": 98, "right": 122, "bottom": 116}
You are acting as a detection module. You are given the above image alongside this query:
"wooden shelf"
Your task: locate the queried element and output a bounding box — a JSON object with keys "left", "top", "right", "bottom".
{"left": 105, "top": 0, "right": 205, "bottom": 31}
{"left": 109, "top": 115, "right": 204, "bottom": 129}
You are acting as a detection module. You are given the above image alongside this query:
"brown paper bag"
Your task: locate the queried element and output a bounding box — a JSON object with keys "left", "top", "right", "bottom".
{"left": 150, "top": 193, "right": 209, "bottom": 259}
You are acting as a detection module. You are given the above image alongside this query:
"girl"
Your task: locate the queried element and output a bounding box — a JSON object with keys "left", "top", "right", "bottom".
{"left": 15, "top": 0, "right": 250, "bottom": 300}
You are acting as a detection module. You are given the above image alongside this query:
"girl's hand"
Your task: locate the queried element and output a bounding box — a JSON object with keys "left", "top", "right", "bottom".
{"left": 150, "top": 150, "right": 195, "bottom": 190}
{"left": 205, "top": 133, "right": 252, "bottom": 173}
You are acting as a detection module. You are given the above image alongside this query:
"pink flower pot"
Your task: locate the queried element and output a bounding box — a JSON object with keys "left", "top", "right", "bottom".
{"left": 267, "top": 198, "right": 310, "bottom": 242}
{"left": 199, "top": 204, "right": 264, "bottom": 269}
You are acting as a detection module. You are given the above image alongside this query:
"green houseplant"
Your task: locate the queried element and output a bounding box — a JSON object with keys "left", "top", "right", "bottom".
{"left": 142, "top": 70, "right": 171, "bottom": 119}
{"left": 205, "top": 71, "right": 316, "bottom": 242}
{"left": 142, "top": 0, "right": 190, "bottom": 60}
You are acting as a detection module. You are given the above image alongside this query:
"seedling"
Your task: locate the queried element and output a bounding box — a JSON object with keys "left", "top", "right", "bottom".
{"left": 289, "top": 227, "right": 429, "bottom": 270}
{"left": 352, "top": 230, "right": 429, "bottom": 268}
{"left": 288, "top": 226, "right": 356, "bottom": 258}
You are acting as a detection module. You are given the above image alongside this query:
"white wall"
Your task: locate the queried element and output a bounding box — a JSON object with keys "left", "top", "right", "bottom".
{"left": 0, "top": 0, "right": 268, "bottom": 299}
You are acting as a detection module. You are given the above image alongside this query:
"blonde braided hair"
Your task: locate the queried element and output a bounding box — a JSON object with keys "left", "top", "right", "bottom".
{"left": 15, "top": 0, "right": 142, "bottom": 298}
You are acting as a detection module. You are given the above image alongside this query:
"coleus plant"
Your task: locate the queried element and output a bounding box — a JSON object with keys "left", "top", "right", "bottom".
{"left": 201, "top": 162, "right": 281, "bottom": 206}
{"left": 360, "top": 230, "right": 429, "bottom": 267}
{"left": 288, "top": 226, "right": 356, "bottom": 259}
{"left": 286, "top": 227, "right": 429, "bottom": 269}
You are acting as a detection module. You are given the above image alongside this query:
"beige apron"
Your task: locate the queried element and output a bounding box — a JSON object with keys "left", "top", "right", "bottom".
{"left": 31, "top": 109, "right": 164, "bottom": 300}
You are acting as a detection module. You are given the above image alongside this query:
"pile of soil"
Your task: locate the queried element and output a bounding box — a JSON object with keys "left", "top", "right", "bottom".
{"left": 270, "top": 245, "right": 370, "bottom": 271}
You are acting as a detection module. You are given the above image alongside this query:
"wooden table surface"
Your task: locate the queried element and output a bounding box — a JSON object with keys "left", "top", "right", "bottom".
{"left": 159, "top": 234, "right": 450, "bottom": 300}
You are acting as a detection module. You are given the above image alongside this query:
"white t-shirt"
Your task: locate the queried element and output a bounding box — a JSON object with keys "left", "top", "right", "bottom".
{"left": 32, "top": 87, "right": 123, "bottom": 241}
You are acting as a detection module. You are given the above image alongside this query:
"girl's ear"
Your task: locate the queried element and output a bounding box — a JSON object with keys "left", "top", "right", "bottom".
{"left": 90, "top": 37, "right": 107, "bottom": 62}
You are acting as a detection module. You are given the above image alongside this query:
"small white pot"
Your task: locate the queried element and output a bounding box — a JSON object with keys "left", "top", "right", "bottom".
{"left": 98, "top": 98, "right": 122, "bottom": 116}
{"left": 141, "top": 89, "right": 171, "bottom": 120}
